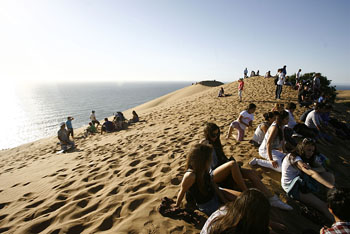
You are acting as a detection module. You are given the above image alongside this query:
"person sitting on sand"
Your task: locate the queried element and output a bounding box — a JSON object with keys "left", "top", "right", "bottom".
{"left": 250, "top": 112, "right": 276, "bottom": 147}
{"left": 175, "top": 143, "right": 240, "bottom": 216}
{"left": 85, "top": 122, "right": 97, "bottom": 136}
{"left": 90, "top": 110, "right": 100, "bottom": 127}
{"left": 250, "top": 70, "right": 255, "bottom": 77}
{"left": 202, "top": 122, "right": 292, "bottom": 210}
{"left": 305, "top": 103, "right": 332, "bottom": 145}
{"left": 226, "top": 103, "right": 256, "bottom": 142}
{"left": 57, "top": 122, "right": 75, "bottom": 151}
{"left": 201, "top": 189, "right": 278, "bottom": 234}
{"left": 298, "top": 85, "right": 313, "bottom": 108}
{"left": 320, "top": 187, "right": 350, "bottom": 233}
{"left": 129, "top": 110, "right": 139, "bottom": 123}
{"left": 101, "top": 118, "right": 115, "bottom": 134}
{"left": 249, "top": 110, "right": 289, "bottom": 172}
{"left": 281, "top": 138, "right": 335, "bottom": 222}
{"left": 265, "top": 70, "right": 272, "bottom": 78}
{"left": 66, "top": 116, "right": 74, "bottom": 139}
{"left": 218, "top": 87, "right": 225, "bottom": 97}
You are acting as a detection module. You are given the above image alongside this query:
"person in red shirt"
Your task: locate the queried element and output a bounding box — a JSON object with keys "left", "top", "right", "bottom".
{"left": 238, "top": 78, "right": 244, "bottom": 102}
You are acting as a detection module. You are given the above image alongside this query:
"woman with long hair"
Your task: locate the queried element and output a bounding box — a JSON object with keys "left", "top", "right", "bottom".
{"left": 201, "top": 189, "right": 271, "bottom": 234}
{"left": 175, "top": 143, "right": 240, "bottom": 216}
{"left": 249, "top": 110, "right": 289, "bottom": 172}
{"left": 202, "top": 122, "right": 292, "bottom": 210}
{"left": 281, "top": 138, "right": 335, "bottom": 221}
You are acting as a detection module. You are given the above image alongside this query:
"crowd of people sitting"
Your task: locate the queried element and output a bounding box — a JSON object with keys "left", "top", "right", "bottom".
{"left": 172, "top": 67, "right": 350, "bottom": 233}
{"left": 57, "top": 110, "right": 140, "bottom": 152}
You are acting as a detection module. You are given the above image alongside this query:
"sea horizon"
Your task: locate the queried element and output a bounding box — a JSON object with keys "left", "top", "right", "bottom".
{"left": 0, "top": 81, "right": 193, "bottom": 150}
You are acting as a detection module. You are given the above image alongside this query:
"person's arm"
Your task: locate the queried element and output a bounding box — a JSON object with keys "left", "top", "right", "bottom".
{"left": 248, "top": 120, "right": 253, "bottom": 128}
{"left": 266, "top": 126, "right": 279, "bottom": 168}
{"left": 260, "top": 124, "right": 269, "bottom": 134}
{"left": 296, "top": 161, "right": 334, "bottom": 189}
{"left": 175, "top": 172, "right": 195, "bottom": 207}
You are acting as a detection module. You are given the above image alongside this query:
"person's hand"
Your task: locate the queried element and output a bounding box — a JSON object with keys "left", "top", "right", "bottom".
{"left": 270, "top": 160, "right": 278, "bottom": 168}
{"left": 301, "top": 162, "right": 311, "bottom": 170}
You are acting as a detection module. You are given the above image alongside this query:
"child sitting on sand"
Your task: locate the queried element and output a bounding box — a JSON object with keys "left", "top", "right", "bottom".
{"left": 320, "top": 187, "right": 350, "bottom": 233}
{"left": 226, "top": 103, "right": 256, "bottom": 141}
{"left": 250, "top": 112, "right": 276, "bottom": 147}
{"left": 175, "top": 143, "right": 240, "bottom": 216}
{"left": 281, "top": 138, "right": 335, "bottom": 221}
{"left": 249, "top": 110, "right": 289, "bottom": 172}
{"left": 238, "top": 78, "right": 244, "bottom": 102}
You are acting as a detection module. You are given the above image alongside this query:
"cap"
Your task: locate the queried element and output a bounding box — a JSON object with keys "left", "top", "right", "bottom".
{"left": 60, "top": 122, "right": 65, "bottom": 127}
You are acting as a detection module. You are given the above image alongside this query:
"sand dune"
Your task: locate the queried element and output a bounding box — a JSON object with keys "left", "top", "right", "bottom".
{"left": 0, "top": 77, "right": 350, "bottom": 234}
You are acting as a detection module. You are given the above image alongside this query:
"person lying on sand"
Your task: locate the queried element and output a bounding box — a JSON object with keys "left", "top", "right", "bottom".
{"left": 281, "top": 139, "right": 335, "bottom": 222}
{"left": 202, "top": 122, "right": 292, "bottom": 210}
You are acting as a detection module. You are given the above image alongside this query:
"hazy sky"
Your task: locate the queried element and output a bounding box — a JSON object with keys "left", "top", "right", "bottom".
{"left": 1, "top": 0, "right": 349, "bottom": 84}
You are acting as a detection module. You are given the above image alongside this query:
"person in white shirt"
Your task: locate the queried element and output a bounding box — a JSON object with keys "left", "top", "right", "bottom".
{"left": 281, "top": 138, "right": 334, "bottom": 221}
{"left": 90, "top": 110, "right": 100, "bottom": 126}
{"left": 275, "top": 68, "right": 284, "bottom": 99}
{"left": 296, "top": 69, "right": 302, "bottom": 83}
{"left": 251, "top": 112, "right": 276, "bottom": 146}
{"left": 249, "top": 110, "right": 289, "bottom": 172}
{"left": 226, "top": 104, "right": 256, "bottom": 141}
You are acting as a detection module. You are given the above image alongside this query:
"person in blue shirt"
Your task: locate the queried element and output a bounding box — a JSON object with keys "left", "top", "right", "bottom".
{"left": 101, "top": 118, "right": 115, "bottom": 134}
{"left": 66, "top": 117, "right": 74, "bottom": 138}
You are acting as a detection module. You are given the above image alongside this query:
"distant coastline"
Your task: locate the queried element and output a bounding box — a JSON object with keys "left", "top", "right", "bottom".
{"left": 335, "top": 84, "right": 350, "bottom": 91}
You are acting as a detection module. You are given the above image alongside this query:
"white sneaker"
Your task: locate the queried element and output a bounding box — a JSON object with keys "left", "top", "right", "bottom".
{"left": 269, "top": 195, "right": 293, "bottom": 211}
{"left": 248, "top": 158, "right": 257, "bottom": 166}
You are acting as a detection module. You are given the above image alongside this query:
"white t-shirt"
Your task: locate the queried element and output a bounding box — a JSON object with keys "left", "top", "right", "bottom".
{"left": 305, "top": 110, "right": 321, "bottom": 129}
{"left": 200, "top": 207, "right": 227, "bottom": 234}
{"left": 252, "top": 122, "right": 267, "bottom": 145}
{"left": 281, "top": 154, "right": 302, "bottom": 192}
{"left": 277, "top": 73, "right": 285, "bottom": 86}
{"left": 296, "top": 71, "right": 301, "bottom": 80}
{"left": 90, "top": 113, "right": 96, "bottom": 121}
{"left": 285, "top": 109, "right": 297, "bottom": 129}
{"left": 259, "top": 122, "right": 284, "bottom": 154}
{"left": 238, "top": 110, "right": 254, "bottom": 130}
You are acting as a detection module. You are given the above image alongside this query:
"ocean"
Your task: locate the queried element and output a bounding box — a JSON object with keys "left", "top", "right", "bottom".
{"left": 0, "top": 82, "right": 191, "bottom": 150}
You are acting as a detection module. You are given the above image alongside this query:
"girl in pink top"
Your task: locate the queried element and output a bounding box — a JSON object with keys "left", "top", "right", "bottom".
{"left": 238, "top": 78, "right": 244, "bottom": 102}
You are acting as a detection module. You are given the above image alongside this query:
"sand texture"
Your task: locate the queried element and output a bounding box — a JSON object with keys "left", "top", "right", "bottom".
{"left": 0, "top": 77, "right": 350, "bottom": 234}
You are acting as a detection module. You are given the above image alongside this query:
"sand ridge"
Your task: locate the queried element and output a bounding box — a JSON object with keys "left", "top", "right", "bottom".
{"left": 0, "top": 77, "right": 350, "bottom": 233}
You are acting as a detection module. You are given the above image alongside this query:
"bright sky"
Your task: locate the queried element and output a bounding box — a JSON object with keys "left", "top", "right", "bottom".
{"left": 0, "top": 0, "right": 349, "bottom": 84}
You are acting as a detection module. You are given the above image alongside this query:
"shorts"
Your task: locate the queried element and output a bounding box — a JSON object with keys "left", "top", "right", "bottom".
{"left": 286, "top": 173, "right": 320, "bottom": 200}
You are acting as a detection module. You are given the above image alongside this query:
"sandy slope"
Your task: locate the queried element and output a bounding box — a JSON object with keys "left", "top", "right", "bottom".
{"left": 0, "top": 77, "right": 350, "bottom": 234}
